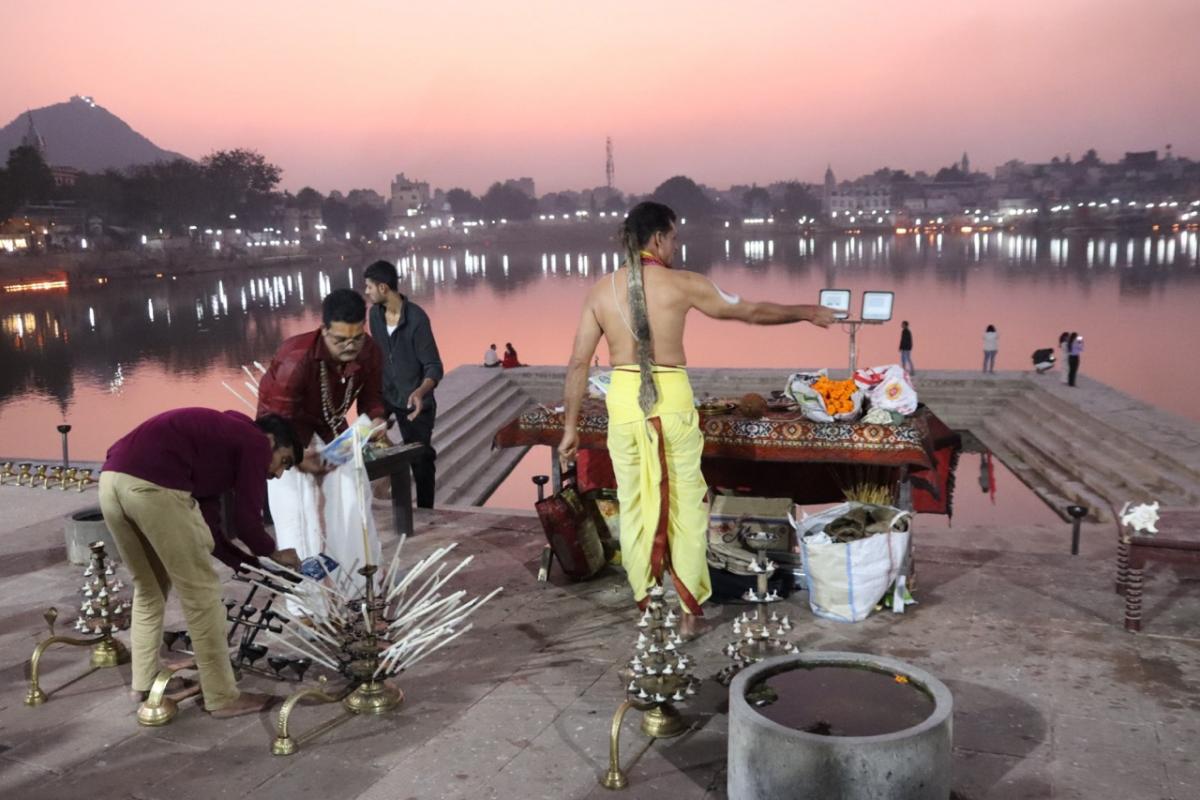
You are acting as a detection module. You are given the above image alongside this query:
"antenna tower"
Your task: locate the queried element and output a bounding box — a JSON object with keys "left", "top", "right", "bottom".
{"left": 605, "top": 137, "right": 615, "bottom": 190}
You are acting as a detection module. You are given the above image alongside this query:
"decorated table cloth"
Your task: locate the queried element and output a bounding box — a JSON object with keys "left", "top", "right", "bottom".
{"left": 495, "top": 400, "right": 961, "bottom": 515}
{"left": 496, "top": 399, "right": 938, "bottom": 466}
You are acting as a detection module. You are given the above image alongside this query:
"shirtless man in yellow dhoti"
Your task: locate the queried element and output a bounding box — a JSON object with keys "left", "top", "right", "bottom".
{"left": 559, "top": 201, "right": 836, "bottom": 637}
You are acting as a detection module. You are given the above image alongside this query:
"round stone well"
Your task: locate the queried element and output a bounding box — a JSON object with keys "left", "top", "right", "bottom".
{"left": 728, "top": 651, "right": 953, "bottom": 800}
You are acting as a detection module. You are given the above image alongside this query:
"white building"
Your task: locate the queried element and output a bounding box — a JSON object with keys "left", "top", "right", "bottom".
{"left": 390, "top": 173, "right": 431, "bottom": 219}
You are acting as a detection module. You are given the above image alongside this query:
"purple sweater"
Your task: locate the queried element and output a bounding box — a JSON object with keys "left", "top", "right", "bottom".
{"left": 103, "top": 408, "right": 275, "bottom": 568}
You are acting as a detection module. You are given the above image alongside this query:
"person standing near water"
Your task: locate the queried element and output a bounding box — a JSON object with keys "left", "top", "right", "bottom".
{"left": 558, "top": 201, "right": 835, "bottom": 638}
{"left": 982, "top": 325, "right": 999, "bottom": 373}
{"left": 899, "top": 321, "right": 914, "bottom": 375}
{"left": 1058, "top": 331, "right": 1070, "bottom": 383}
{"left": 1067, "top": 332, "right": 1084, "bottom": 386}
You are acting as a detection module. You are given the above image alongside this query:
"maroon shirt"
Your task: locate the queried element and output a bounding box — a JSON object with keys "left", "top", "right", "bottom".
{"left": 102, "top": 408, "right": 276, "bottom": 568}
{"left": 256, "top": 328, "right": 385, "bottom": 445}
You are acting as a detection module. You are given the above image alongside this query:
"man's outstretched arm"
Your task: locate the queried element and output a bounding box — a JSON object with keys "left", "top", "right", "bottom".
{"left": 685, "top": 272, "right": 837, "bottom": 327}
{"left": 559, "top": 301, "right": 603, "bottom": 467}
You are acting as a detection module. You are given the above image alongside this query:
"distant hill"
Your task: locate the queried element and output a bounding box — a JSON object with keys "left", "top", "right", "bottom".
{"left": 0, "top": 95, "right": 188, "bottom": 172}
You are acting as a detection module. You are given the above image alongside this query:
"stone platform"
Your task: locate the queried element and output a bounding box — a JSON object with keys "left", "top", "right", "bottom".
{"left": 2, "top": 486, "right": 1199, "bottom": 799}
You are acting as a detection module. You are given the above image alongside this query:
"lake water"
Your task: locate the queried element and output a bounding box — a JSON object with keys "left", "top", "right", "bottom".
{"left": 3, "top": 229, "right": 1198, "bottom": 490}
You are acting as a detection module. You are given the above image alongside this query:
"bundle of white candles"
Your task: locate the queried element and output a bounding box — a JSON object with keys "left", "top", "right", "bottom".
{"left": 245, "top": 537, "right": 502, "bottom": 681}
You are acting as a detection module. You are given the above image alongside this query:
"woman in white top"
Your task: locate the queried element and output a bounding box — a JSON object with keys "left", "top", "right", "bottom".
{"left": 982, "top": 325, "right": 999, "bottom": 373}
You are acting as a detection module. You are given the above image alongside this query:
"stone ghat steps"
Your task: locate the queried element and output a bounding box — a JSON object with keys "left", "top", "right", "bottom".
{"left": 432, "top": 369, "right": 513, "bottom": 443}
{"left": 501, "top": 369, "right": 566, "bottom": 405}
{"left": 1018, "top": 392, "right": 1200, "bottom": 499}
{"left": 978, "top": 416, "right": 1112, "bottom": 522}
{"left": 434, "top": 378, "right": 527, "bottom": 464}
{"left": 434, "top": 389, "right": 535, "bottom": 507}
{"left": 438, "top": 441, "right": 533, "bottom": 508}
{"left": 1022, "top": 385, "right": 1200, "bottom": 487}
{"left": 922, "top": 378, "right": 1200, "bottom": 518}
{"left": 979, "top": 409, "right": 1198, "bottom": 523}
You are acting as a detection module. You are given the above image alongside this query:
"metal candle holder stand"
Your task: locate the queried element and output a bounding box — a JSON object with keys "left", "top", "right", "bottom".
{"left": 1, "top": 462, "right": 94, "bottom": 491}
{"left": 270, "top": 564, "right": 403, "bottom": 756}
{"left": 258, "top": 540, "right": 502, "bottom": 757}
{"left": 153, "top": 571, "right": 314, "bottom": 682}
{"left": 225, "top": 571, "right": 312, "bottom": 681}
{"left": 25, "top": 541, "right": 130, "bottom": 706}
{"left": 602, "top": 587, "right": 700, "bottom": 790}
{"left": 135, "top": 570, "right": 314, "bottom": 727}
{"left": 718, "top": 532, "right": 796, "bottom": 685}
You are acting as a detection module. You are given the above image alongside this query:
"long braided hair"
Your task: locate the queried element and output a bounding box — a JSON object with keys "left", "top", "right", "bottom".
{"left": 620, "top": 201, "right": 677, "bottom": 414}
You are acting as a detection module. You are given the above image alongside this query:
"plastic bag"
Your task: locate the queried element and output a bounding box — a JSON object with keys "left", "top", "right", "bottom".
{"left": 854, "top": 364, "right": 918, "bottom": 416}
{"left": 784, "top": 371, "right": 864, "bottom": 422}
{"left": 791, "top": 502, "right": 911, "bottom": 622}
{"left": 319, "top": 416, "right": 386, "bottom": 466}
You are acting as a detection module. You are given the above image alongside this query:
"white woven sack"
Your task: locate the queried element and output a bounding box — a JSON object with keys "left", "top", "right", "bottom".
{"left": 798, "top": 510, "right": 911, "bottom": 623}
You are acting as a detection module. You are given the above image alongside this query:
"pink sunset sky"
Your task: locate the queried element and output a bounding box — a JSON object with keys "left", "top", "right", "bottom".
{"left": 4, "top": 0, "right": 1199, "bottom": 195}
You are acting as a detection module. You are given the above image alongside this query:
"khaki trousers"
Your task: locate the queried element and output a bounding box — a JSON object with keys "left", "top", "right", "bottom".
{"left": 98, "top": 471, "right": 239, "bottom": 710}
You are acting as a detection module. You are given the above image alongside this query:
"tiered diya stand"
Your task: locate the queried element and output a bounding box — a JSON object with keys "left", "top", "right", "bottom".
{"left": 721, "top": 532, "right": 796, "bottom": 681}
{"left": 0, "top": 462, "right": 94, "bottom": 490}
{"left": 602, "top": 587, "right": 700, "bottom": 791}
{"left": 26, "top": 541, "right": 130, "bottom": 706}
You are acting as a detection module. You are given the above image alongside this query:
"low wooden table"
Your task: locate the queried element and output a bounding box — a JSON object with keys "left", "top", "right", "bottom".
{"left": 1115, "top": 508, "right": 1200, "bottom": 632}
{"left": 364, "top": 443, "right": 425, "bottom": 539}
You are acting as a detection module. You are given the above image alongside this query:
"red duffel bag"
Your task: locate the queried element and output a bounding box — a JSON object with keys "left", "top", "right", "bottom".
{"left": 534, "top": 474, "right": 610, "bottom": 581}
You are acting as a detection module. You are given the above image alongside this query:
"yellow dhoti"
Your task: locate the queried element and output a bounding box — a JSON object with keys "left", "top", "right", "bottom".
{"left": 606, "top": 367, "right": 711, "bottom": 615}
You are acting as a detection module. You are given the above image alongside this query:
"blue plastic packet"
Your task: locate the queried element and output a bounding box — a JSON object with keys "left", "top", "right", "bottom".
{"left": 299, "top": 553, "right": 340, "bottom": 580}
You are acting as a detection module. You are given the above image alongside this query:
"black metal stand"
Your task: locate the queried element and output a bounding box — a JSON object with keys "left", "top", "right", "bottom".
{"left": 1067, "top": 505, "right": 1088, "bottom": 555}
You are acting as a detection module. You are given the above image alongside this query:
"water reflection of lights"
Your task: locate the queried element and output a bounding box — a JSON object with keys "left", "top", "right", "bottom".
{"left": 3, "top": 280, "right": 68, "bottom": 293}
{"left": 3, "top": 313, "right": 36, "bottom": 338}
{"left": 109, "top": 364, "right": 125, "bottom": 394}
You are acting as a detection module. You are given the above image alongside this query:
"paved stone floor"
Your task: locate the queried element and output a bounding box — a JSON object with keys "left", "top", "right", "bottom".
{"left": 1, "top": 485, "right": 1199, "bottom": 799}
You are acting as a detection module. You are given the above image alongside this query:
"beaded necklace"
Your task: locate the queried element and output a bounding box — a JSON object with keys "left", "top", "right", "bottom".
{"left": 319, "top": 360, "right": 359, "bottom": 436}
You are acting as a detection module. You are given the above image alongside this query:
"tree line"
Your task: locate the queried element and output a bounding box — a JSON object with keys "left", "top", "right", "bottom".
{"left": 0, "top": 146, "right": 387, "bottom": 237}
{"left": 1, "top": 142, "right": 827, "bottom": 237}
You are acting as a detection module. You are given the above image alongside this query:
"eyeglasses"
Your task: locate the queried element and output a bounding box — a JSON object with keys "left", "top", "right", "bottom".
{"left": 324, "top": 331, "right": 366, "bottom": 348}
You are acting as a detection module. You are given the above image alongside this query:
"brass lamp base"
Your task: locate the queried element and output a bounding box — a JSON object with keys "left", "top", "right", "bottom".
{"left": 343, "top": 680, "right": 403, "bottom": 715}
{"left": 602, "top": 700, "right": 688, "bottom": 791}
{"left": 600, "top": 766, "right": 629, "bottom": 791}
{"left": 136, "top": 696, "right": 178, "bottom": 727}
{"left": 640, "top": 703, "right": 685, "bottom": 739}
{"left": 91, "top": 637, "right": 130, "bottom": 668}
{"left": 25, "top": 632, "right": 114, "bottom": 706}
{"left": 136, "top": 667, "right": 184, "bottom": 727}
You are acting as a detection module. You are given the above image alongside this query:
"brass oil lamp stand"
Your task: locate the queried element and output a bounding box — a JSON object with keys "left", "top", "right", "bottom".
{"left": 720, "top": 534, "right": 796, "bottom": 684}
{"left": 601, "top": 587, "right": 700, "bottom": 790}
{"left": 1, "top": 462, "right": 94, "bottom": 490}
{"left": 26, "top": 541, "right": 130, "bottom": 706}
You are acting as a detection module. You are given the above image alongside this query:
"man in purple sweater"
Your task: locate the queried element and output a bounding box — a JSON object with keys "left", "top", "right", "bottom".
{"left": 100, "top": 408, "right": 302, "bottom": 718}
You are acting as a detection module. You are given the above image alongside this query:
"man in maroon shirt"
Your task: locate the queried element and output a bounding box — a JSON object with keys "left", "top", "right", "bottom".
{"left": 257, "top": 289, "right": 387, "bottom": 597}
{"left": 99, "top": 409, "right": 302, "bottom": 718}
